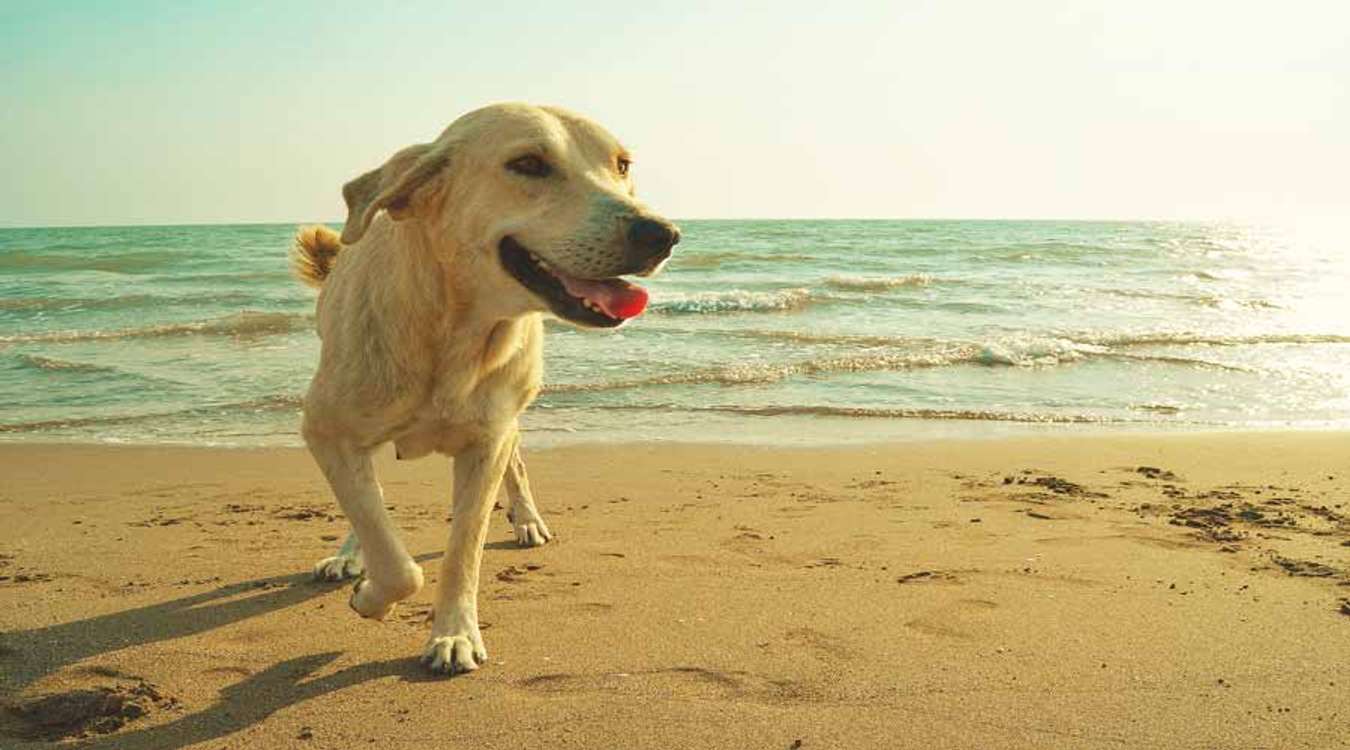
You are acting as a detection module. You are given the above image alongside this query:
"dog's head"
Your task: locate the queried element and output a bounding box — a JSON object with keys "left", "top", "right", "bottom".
{"left": 338, "top": 103, "right": 679, "bottom": 328}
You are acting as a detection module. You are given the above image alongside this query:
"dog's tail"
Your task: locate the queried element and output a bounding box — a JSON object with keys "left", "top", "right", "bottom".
{"left": 291, "top": 225, "right": 343, "bottom": 288}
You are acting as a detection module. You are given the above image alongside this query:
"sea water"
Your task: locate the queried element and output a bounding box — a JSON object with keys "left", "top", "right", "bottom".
{"left": 2, "top": 220, "right": 1348, "bottom": 446}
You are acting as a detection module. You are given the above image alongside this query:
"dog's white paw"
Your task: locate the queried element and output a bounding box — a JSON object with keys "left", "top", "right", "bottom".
{"left": 346, "top": 564, "right": 423, "bottom": 620}
{"left": 508, "top": 508, "right": 553, "bottom": 548}
{"left": 313, "top": 554, "right": 364, "bottom": 582}
{"left": 348, "top": 578, "right": 396, "bottom": 620}
{"left": 422, "top": 632, "right": 488, "bottom": 676}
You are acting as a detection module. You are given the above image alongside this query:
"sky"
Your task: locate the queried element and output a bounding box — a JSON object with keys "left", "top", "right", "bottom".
{"left": 2, "top": 0, "right": 1347, "bottom": 226}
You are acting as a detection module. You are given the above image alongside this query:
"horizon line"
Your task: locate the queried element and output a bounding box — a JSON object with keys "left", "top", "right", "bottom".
{"left": 0, "top": 216, "right": 1276, "bottom": 231}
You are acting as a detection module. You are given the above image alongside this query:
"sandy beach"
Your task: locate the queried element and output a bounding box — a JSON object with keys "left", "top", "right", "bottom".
{"left": 1, "top": 432, "right": 1346, "bottom": 749}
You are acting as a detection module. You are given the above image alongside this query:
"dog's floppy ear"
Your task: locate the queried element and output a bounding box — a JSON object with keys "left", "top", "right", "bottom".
{"left": 340, "top": 143, "right": 450, "bottom": 245}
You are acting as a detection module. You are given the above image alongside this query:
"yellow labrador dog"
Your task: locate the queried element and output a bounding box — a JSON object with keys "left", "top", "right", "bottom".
{"left": 292, "top": 103, "right": 679, "bottom": 675}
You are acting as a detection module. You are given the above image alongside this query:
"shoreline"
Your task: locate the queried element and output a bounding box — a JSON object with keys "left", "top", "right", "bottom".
{"left": 7, "top": 418, "right": 1350, "bottom": 452}
{"left": 2, "top": 431, "right": 1347, "bottom": 748}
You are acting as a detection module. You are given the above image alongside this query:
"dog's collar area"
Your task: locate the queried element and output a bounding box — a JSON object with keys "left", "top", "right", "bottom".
{"left": 498, "top": 236, "right": 648, "bottom": 328}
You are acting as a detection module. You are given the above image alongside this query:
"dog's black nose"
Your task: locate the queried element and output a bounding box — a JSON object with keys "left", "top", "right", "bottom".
{"left": 627, "top": 218, "right": 680, "bottom": 256}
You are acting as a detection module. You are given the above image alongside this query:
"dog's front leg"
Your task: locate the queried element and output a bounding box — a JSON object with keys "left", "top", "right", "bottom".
{"left": 503, "top": 438, "right": 552, "bottom": 547}
{"left": 423, "top": 430, "right": 514, "bottom": 675}
{"left": 305, "top": 435, "right": 423, "bottom": 619}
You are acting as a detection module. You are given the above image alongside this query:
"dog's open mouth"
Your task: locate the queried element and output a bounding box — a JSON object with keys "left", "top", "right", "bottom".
{"left": 499, "top": 237, "right": 649, "bottom": 328}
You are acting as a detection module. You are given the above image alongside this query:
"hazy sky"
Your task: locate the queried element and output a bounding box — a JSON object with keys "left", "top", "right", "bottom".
{"left": 3, "top": 1, "right": 1347, "bottom": 226}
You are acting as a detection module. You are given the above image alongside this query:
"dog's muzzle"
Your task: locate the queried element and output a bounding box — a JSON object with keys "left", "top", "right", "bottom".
{"left": 626, "top": 218, "right": 681, "bottom": 275}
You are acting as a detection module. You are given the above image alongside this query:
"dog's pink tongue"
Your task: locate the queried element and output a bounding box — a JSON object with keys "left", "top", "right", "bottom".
{"left": 559, "top": 276, "right": 649, "bottom": 319}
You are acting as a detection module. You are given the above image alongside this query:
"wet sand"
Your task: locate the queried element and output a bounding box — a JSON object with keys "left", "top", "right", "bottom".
{"left": 1, "top": 432, "right": 1347, "bottom": 748}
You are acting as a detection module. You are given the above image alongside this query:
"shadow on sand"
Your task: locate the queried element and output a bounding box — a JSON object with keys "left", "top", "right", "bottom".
{"left": 1, "top": 552, "right": 445, "bottom": 748}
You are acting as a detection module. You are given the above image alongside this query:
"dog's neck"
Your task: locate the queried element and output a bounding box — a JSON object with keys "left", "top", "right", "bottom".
{"left": 392, "top": 219, "right": 540, "bottom": 380}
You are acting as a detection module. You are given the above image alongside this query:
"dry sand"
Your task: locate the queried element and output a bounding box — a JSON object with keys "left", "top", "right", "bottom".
{"left": 1, "top": 432, "right": 1347, "bottom": 749}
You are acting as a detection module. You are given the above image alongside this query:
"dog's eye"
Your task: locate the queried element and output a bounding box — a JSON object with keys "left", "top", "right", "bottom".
{"left": 506, "top": 155, "right": 552, "bottom": 178}
{"left": 617, "top": 157, "right": 631, "bottom": 177}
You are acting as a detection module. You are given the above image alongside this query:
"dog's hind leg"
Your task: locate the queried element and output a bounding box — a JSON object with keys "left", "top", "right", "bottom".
{"left": 313, "top": 530, "right": 364, "bottom": 581}
{"left": 305, "top": 434, "right": 423, "bottom": 619}
{"left": 502, "top": 439, "right": 552, "bottom": 547}
{"left": 423, "top": 430, "right": 514, "bottom": 675}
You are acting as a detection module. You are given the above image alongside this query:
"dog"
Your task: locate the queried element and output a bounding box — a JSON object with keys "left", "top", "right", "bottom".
{"left": 291, "top": 103, "right": 679, "bottom": 675}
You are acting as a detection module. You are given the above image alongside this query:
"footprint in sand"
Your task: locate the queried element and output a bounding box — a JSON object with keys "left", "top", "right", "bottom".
{"left": 0, "top": 556, "right": 55, "bottom": 585}
{"left": 782, "top": 627, "right": 857, "bottom": 660}
{"left": 6, "top": 678, "right": 180, "bottom": 741}
{"left": 514, "top": 667, "right": 796, "bottom": 701}
{"left": 1132, "top": 466, "right": 1183, "bottom": 482}
{"left": 489, "top": 563, "right": 571, "bottom": 601}
{"left": 721, "top": 526, "right": 775, "bottom": 551}
{"left": 494, "top": 563, "right": 545, "bottom": 583}
{"left": 903, "top": 598, "right": 1000, "bottom": 640}
{"left": 396, "top": 602, "right": 433, "bottom": 625}
{"left": 895, "top": 569, "right": 959, "bottom": 585}
{"left": 803, "top": 557, "right": 846, "bottom": 569}
{"left": 271, "top": 505, "right": 337, "bottom": 522}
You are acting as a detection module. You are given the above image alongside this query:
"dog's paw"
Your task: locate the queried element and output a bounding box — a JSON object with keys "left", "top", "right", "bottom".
{"left": 422, "top": 632, "right": 488, "bottom": 676}
{"left": 347, "top": 564, "right": 423, "bottom": 620}
{"left": 513, "top": 519, "right": 553, "bottom": 547}
{"left": 508, "top": 508, "right": 553, "bottom": 548}
{"left": 313, "top": 554, "right": 364, "bottom": 582}
{"left": 348, "top": 578, "right": 395, "bottom": 620}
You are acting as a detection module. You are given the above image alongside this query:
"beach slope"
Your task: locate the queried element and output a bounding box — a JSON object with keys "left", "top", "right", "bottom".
{"left": 1, "top": 433, "right": 1347, "bottom": 748}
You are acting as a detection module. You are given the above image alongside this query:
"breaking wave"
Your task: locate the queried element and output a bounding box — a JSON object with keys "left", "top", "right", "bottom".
{"left": 12, "top": 354, "right": 123, "bottom": 375}
{"left": 0, "top": 249, "right": 184, "bottom": 274}
{"left": 541, "top": 340, "right": 1256, "bottom": 395}
{"left": 0, "top": 311, "right": 312, "bottom": 344}
{"left": 823, "top": 274, "right": 935, "bottom": 291}
{"left": 697, "top": 329, "right": 944, "bottom": 348}
{"left": 673, "top": 250, "right": 821, "bottom": 270}
{"left": 1097, "top": 288, "right": 1280, "bottom": 309}
{"left": 649, "top": 288, "right": 817, "bottom": 315}
{"left": 585, "top": 403, "right": 1146, "bottom": 424}
{"left": 0, "top": 394, "right": 303, "bottom": 434}
{"left": 0, "top": 292, "right": 264, "bottom": 312}
{"left": 1068, "top": 332, "right": 1350, "bottom": 348}
{"left": 646, "top": 276, "right": 938, "bottom": 316}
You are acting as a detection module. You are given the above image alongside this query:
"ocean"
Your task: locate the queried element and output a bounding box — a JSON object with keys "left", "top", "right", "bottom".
{"left": 2, "top": 220, "right": 1348, "bottom": 447}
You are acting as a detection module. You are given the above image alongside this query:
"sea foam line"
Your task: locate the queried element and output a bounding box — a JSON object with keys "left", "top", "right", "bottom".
{"left": 13, "top": 353, "right": 124, "bottom": 375}
{"left": 540, "top": 341, "right": 1252, "bottom": 395}
{"left": 823, "top": 274, "right": 935, "bottom": 291}
{"left": 581, "top": 403, "right": 1162, "bottom": 424}
{"left": 0, "top": 310, "right": 312, "bottom": 344}
{"left": 648, "top": 288, "right": 816, "bottom": 315}
{"left": 0, "top": 393, "right": 302, "bottom": 434}
{"left": 1071, "top": 332, "right": 1350, "bottom": 348}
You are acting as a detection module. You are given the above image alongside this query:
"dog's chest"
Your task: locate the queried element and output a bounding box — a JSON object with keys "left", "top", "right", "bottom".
{"left": 393, "top": 319, "right": 543, "bottom": 459}
{"left": 395, "top": 381, "right": 535, "bottom": 459}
